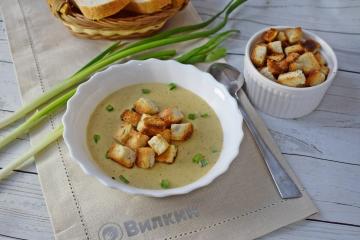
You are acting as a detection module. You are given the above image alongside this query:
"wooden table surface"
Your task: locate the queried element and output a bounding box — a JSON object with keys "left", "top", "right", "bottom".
{"left": 0, "top": 0, "right": 359, "bottom": 239}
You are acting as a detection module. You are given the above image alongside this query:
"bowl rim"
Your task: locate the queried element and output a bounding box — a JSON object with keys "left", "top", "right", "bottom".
{"left": 62, "top": 59, "right": 244, "bottom": 197}
{"left": 245, "top": 25, "right": 338, "bottom": 92}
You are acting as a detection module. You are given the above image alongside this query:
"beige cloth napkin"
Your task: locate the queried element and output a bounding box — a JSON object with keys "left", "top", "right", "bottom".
{"left": 1, "top": 1, "right": 318, "bottom": 239}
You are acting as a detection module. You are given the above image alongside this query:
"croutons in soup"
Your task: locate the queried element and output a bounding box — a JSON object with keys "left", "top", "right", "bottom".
{"left": 87, "top": 83, "right": 223, "bottom": 189}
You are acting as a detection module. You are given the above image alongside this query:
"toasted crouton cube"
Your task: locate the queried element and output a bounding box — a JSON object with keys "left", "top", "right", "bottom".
{"left": 171, "top": 123, "right": 193, "bottom": 141}
{"left": 251, "top": 44, "right": 267, "bottom": 67}
{"left": 296, "top": 52, "right": 321, "bottom": 75}
{"left": 302, "top": 39, "right": 321, "bottom": 52}
{"left": 260, "top": 67, "right": 276, "bottom": 81}
{"left": 314, "top": 52, "right": 327, "bottom": 66}
{"left": 284, "top": 44, "right": 304, "bottom": 55}
{"left": 134, "top": 98, "right": 159, "bottom": 114}
{"left": 268, "top": 54, "right": 285, "bottom": 62}
{"left": 143, "top": 116, "right": 167, "bottom": 128}
{"left": 136, "top": 147, "right": 155, "bottom": 169}
{"left": 107, "top": 143, "right": 136, "bottom": 168}
{"left": 148, "top": 134, "right": 169, "bottom": 155}
{"left": 285, "top": 27, "right": 303, "bottom": 44}
{"left": 262, "top": 28, "right": 278, "bottom": 42}
{"left": 125, "top": 130, "right": 149, "bottom": 150}
{"left": 277, "top": 31, "right": 287, "bottom": 42}
{"left": 289, "top": 62, "right": 303, "bottom": 71}
{"left": 267, "top": 59, "right": 289, "bottom": 76}
{"left": 137, "top": 114, "right": 150, "bottom": 132}
{"left": 156, "top": 145, "right": 177, "bottom": 164}
{"left": 159, "top": 107, "right": 184, "bottom": 124}
{"left": 121, "top": 109, "right": 141, "bottom": 127}
{"left": 159, "top": 129, "right": 171, "bottom": 143}
{"left": 113, "top": 123, "right": 132, "bottom": 144}
{"left": 268, "top": 41, "right": 283, "bottom": 54}
{"left": 306, "top": 70, "right": 326, "bottom": 86}
{"left": 320, "top": 65, "right": 330, "bottom": 76}
{"left": 285, "top": 52, "right": 300, "bottom": 63}
{"left": 137, "top": 114, "right": 166, "bottom": 136}
{"left": 277, "top": 70, "right": 306, "bottom": 87}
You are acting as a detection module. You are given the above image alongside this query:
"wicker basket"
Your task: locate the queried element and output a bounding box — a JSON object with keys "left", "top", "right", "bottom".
{"left": 48, "top": 0, "right": 189, "bottom": 40}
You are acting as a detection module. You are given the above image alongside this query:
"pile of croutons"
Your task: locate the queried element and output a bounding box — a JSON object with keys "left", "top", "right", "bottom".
{"left": 107, "top": 97, "right": 193, "bottom": 169}
{"left": 251, "top": 27, "right": 330, "bottom": 87}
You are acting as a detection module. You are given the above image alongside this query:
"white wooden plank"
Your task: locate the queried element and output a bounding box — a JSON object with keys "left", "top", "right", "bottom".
{"left": 0, "top": 172, "right": 53, "bottom": 240}
{"left": 286, "top": 154, "right": 360, "bottom": 225}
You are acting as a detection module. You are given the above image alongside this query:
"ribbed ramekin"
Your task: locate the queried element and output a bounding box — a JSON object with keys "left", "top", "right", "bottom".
{"left": 244, "top": 26, "right": 338, "bottom": 118}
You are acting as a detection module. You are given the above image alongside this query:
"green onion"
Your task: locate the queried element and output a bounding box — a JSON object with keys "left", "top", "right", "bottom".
{"left": 0, "top": 125, "right": 63, "bottom": 180}
{"left": 205, "top": 47, "right": 228, "bottom": 62}
{"left": 168, "top": 83, "right": 177, "bottom": 90}
{"left": 106, "top": 104, "right": 114, "bottom": 112}
{"left": 188, "top": 113, "right": 197, "bottom": 120}
{"left": 135, "top": 49, "right": 177, "bottom": 60}
{"left": 93, "top": 134, "right": 101, "bottom": 143}
{"left": 192, "top": 153, "right": 205, "bottom": 164}
{"left": 142, "top": 89, "right": 151, "bottom": 94}
{"left": 200, "top": 159, "right": 209, "bottom": 167}
{"left": 177, "top": 30, "right": 238, "bottom": 63}
{"left": 160, "top": 179, "right": 170, "bottom": 189}
{"left": 122, "top": 0, "right": 236, "bottom": 50}
{"left": 200, "top": 113, "right": 209, "bottom": 118}
{"left": 0, "top": 88, "right": 76, "bottom": 150}
{"left": 119, "top": 175, "right": 130, "bottom": 184}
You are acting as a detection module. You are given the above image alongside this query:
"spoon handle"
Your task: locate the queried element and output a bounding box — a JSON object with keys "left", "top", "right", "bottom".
{"left": 235, "top": 88, "right": 302, "bottom": 199}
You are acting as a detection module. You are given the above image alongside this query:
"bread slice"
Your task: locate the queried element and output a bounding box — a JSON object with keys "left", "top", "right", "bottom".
{"left": 125, "top": 0, "right": 172, "bottom": 14}
{"left": 74, "top": 0, "right": 131, "bottom": 20}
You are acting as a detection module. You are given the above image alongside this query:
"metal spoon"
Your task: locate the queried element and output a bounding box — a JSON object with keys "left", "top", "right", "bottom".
{"left": 208, "top": 63, "right": 302, "bottom": 199}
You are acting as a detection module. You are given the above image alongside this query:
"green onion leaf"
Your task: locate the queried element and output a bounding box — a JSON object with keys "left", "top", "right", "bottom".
{"left": 188, "top": 113, "right": 196, "bottom": 120}
{"left": 200, "top": 159, "right": 209, "bottom": 167}
{"left": 119, "top": 175, "right": 129, "bottom": 184}
{"left": 160, "top": 179, "right": 170, "bottom": 189}
{"left": 200, "top": 113, "right": 209, "bottom": 118}
{"left": 106, "top": 104, "right": 114, "bottom": 112}
{"left": 192, "top": 153, "right": 205, "bottom": 164}
{"left": 142, "top": 89, "right": 151, "bottom": 94}
{"left": 169, "top": 83, "right": 177, "bottom": 91}
{"left": 93, "top": 134, "right": 101, "bottom": 144}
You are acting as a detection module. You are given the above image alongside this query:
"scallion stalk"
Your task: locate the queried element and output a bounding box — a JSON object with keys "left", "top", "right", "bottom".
{"left": 0, "top": 125, "right": 63, "bottom": 180}
{"left": 0, "top": 89, "right": 75, "bottom": 150}
{"left": 135, "top": 49, "right": 177, "bottom": 60}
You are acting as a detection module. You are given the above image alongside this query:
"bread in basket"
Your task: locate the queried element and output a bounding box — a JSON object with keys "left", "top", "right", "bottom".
{"left": 48, "top": 0, "right": 189, "bottom": 40}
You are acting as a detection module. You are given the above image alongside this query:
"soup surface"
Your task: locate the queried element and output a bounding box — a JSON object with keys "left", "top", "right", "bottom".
{"left": 87, "top": 83, "right": 223, "bottom": 189}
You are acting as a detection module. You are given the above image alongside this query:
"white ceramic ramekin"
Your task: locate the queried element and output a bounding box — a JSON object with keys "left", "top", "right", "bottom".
{"left": 244, "top": 26, "right": 338, "bottom": 118}
{"left": 62, "top": 59, "right": 243, "bottom": 197}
